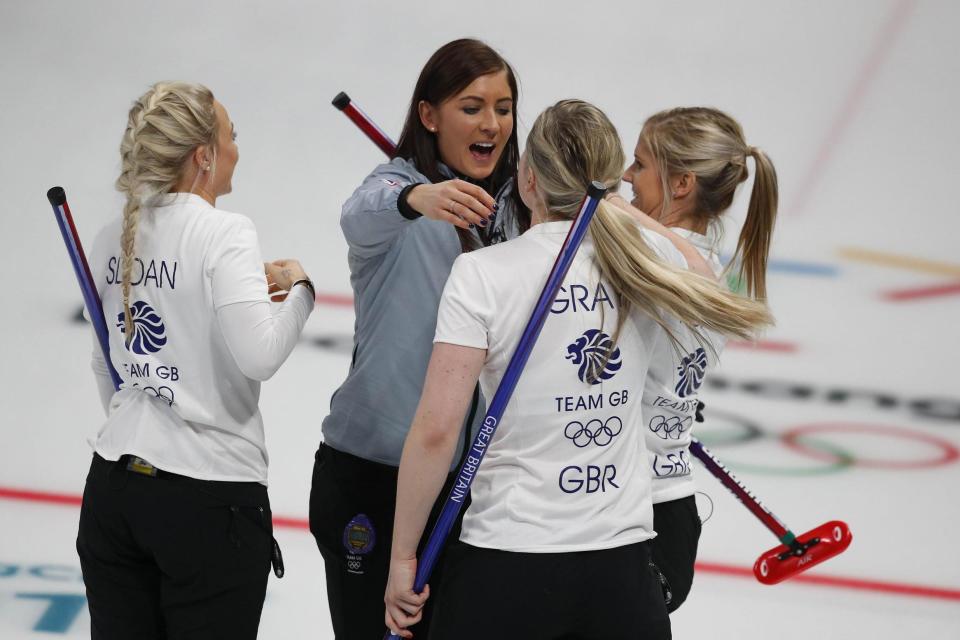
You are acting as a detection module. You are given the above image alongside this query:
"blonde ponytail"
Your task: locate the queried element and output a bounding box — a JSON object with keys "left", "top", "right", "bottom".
{"left": 590, "top": 200, "right": 772, "bottom": 345}
{"left": 640, "top": 107, "right": 779, "bottom": 299}
{"left": 115, "top": 82, "right": 217, "bottom": 342}
{"left": 733, "top": 147, "right": 778, "bottom": 299}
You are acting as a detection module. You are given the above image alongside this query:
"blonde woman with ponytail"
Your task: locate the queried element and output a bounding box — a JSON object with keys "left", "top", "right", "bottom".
{"left": 613, "top": 106, "right": 779, "bottom": 614}
{"left": 77, "top": 82, "right": 314, "bottom": 639}
{"left": 384, "top": 99, "right": 771, "bottom": 640}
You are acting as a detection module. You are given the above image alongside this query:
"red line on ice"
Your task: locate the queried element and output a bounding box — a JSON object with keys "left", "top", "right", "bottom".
{"left": 882, "top": 282, "right": 960, "bottom": 302}
{"left": 726, "top": 340, "right": 798, "bottom": 353}
{"left": 695, "top": 561, "right": 960, "bottom": 602}
{"left": 314, "top": 293, "right": 354, "bottom": 307}
{"left": 0, "top": 487, "right": 82, "bottom": 506}
{"left": 4, "top": 485, "right": 959, "bottom": 603}
{"left": 273, "top": 515, "right": 310, "bottom": 529}
{"left": 789, "top": 0, "right": 918, "bottom": 215}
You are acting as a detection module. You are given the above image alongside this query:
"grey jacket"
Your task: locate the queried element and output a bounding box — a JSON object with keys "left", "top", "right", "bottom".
{"left": 322, "top": 157, "right": 522, "bottom": 466}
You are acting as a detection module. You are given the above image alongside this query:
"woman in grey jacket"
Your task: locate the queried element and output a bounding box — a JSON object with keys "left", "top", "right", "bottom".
{"left": 309, "top": 38, "right": 527, "bottom": 639}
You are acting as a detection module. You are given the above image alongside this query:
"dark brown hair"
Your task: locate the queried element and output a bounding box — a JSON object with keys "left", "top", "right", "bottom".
{"left": 396, "top": 38, "right": 527, "bottom": 248}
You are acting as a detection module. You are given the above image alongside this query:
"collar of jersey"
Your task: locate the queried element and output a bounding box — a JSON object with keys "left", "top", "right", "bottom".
{"left": 526, "top": 220, "right": 573, "bottom": 235}
{"left": 153, "top": 192, "right": 213, "bottom": 209}
{"left": 670, "top": 226, "right": 717, "bottom": 252}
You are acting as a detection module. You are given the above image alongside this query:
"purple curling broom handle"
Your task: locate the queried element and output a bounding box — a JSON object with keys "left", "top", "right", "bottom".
{"left": 385, "top": 181, "right": 608, "bottom": 640}
{"left": 47, "top": 187, "right": 122, "bottom": 390}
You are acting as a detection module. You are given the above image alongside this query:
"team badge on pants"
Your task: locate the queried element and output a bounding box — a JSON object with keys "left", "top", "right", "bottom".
{"left": 342, "top": 513, "right": 376, "bottom": 575}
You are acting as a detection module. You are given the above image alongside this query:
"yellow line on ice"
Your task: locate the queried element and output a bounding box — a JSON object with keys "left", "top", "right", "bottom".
{"left": 837, "top": 248, "right": 960, "bottom": 277}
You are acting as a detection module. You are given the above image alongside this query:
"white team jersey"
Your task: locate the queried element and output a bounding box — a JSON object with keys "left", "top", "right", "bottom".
{"left": 435, "top": 220, "right": 686, "bottom": 553}
{"left": 88, "top": 193, "right": 282, "bottom": 483}
{"left": 642, "top": 227, "right": 726, "bottom": 504}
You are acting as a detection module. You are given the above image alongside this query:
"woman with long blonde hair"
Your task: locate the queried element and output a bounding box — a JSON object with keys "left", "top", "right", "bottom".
{"left": 77, "top": 82, "right": 314, "bottom": 639}
{"left": 384, "top": 99, "right": 772, "bottom": 639}
{"left": 614, "top": 106, "right": 778, "bottom": 612}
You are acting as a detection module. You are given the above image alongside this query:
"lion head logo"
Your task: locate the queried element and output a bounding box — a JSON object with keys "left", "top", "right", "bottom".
{"left": 117, "top": 300, "right": 167, "bottom": 355}
{"left": 675, "top": 347, "right": 707, "bottom": 398}
{"left": 565, "top": 329, "right": 622, "bottom": 385}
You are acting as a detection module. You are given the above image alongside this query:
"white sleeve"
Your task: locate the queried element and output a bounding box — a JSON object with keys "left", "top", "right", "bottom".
{"left": 216, "top": 284, "right": 314, "bottom": 381}
{"left": 208, "top": 215, "right": 272, "bottom": 308}
{"left": 90, "top": 330, "right": 115, "bottom": 414}
{"left": 434, "top": 254, "right": 492, "bottom": 349}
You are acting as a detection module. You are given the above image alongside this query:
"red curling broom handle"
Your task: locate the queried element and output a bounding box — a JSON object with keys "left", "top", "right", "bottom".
{"left": 332, "top": 92, "right": 397, "bottom": 158}
{"left": 690, "top": 438, "right": 796, "bottom": 545}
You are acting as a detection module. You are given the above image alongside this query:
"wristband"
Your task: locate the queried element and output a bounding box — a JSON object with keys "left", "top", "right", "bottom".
{"left": 397, "top": 183, "right": 424, "bottom": 220}
{"left": 292, "top": 278, "right": 316, "bottom": 298}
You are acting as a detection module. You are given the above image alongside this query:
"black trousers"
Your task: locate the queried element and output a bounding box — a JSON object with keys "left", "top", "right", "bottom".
{"left": 76, "top": 454, "right": 274, "bottom": 640}
{"left": 309, "top": 443, "right": 463, "bottom": 640}
{"left": 650, "top": 495, "right": 702, "bottom": 613}
{"left": 430, "top": 540, "right": 671, "bottom": 640}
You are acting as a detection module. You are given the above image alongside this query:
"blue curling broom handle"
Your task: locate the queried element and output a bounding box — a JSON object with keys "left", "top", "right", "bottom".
{"left": 385, "top": 181, "right": 608, "bottom": 640}
{"left": 47, "top": 186, "right": 122, "bottom": 390}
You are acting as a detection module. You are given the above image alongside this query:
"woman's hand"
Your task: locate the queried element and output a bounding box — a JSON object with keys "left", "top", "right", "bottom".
{"left": 384, "top": 555, "right": 430, "bottom": 639}
{"left": 406, "top": 179, "right": 496, "bottom": 230}
{"left": 264, "top": 259, "right": 308, "bottom": 302}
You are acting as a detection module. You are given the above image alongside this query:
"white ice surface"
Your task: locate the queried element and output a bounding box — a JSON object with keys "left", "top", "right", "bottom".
{"left": 1, "top": 0, "right": 958, "bottom": 638}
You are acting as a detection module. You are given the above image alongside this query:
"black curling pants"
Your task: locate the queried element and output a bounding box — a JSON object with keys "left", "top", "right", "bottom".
{"left": 77, "top": 454, "right": 273, "bottom": 640}
{"left": 430, "top": 540, "right": 672, "bottom": 640}
{"left": 650, "top": 495, "right": 702, "bottom": 613}
{"left": 309, "top": 443, "right": 464, "bottom": 640}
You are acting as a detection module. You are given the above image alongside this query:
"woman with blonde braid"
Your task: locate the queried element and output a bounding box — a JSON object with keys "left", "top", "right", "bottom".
{"left": 614, "top": 107, "right": 779, "bottom": 613}
{"left": 77, "top": 82, "right": 314, "bottom": 639}
{"left": 384, "top": 99, "right": 772, "bottom": 639}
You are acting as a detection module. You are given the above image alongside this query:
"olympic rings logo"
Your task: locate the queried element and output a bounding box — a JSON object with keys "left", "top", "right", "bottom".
{"left": 564, "top": 416, "right": 623, "bottom": 447}
{"left": 696, "top": 410, "right": 960, "bottom": 476}
{"left": 130, "top": 383, "right": 175, "bottom": 406}
{"left": 648, "top": 415, "right": 693, "bottom": 440}
{"left": 347, "top": 560, "right": 362, "bottom": 572}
